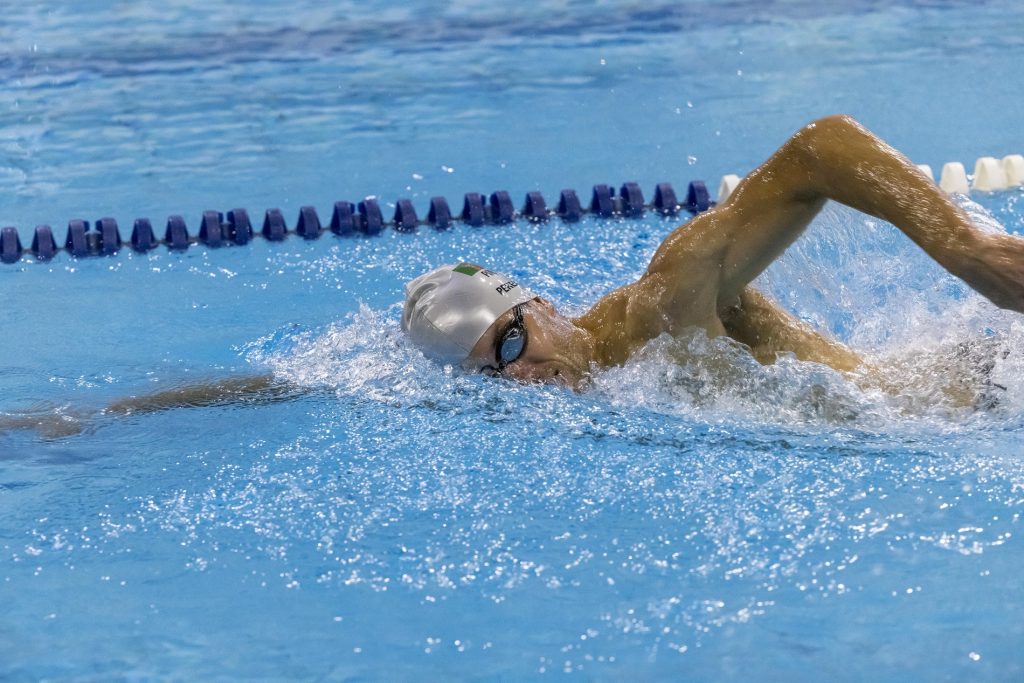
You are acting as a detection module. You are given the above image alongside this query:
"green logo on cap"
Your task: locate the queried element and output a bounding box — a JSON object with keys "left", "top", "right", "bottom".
{"left": 453, "top": 264, "right": 482, "bottom": 276}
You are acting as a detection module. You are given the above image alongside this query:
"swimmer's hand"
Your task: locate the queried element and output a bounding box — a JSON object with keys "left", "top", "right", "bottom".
{"left": 1, "top": 375, "right": 301, "bottom": 441}
{"left": 0, "top": 404, "right": 91, "bottom": 440}
{"left": 956, "top": 232, "right": 1024, "bottom": 314}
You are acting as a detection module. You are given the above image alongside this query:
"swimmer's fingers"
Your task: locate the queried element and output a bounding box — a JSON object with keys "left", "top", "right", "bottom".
{"left": 961, "top": 233, "right": 1024, "bottom": 314}
{"left": 0, "top": 408, "right": 90, "bottom": 440}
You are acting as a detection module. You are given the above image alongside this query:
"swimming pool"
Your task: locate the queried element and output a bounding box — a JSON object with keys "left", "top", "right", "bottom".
{"left": 2, "top": 0, "right": 1023, "bottom": 679}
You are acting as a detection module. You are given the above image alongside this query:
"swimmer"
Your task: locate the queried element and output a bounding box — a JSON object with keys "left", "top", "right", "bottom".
{"left": 404, "top": 115, "right": 1024, "bottom": 390}
{"left": 3, "top": 114, "right": 1023, "bottom": 438}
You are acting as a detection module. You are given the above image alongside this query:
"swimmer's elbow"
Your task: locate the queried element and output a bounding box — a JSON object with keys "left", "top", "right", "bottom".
{"left": 799, "top": 114, "right": 864, "bottom": 141}
{"left": 788, "top": 114, "right": 867, "bottom": 162}
{"left": 778, "top": 114, "right": 881, "bottom": 202}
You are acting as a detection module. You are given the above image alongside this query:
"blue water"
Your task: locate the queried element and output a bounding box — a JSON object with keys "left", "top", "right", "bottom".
{"left": 2, "top": 1, "right": 1024, "bottom": 679}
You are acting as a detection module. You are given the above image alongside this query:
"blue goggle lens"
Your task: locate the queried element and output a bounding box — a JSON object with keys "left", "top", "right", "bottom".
{"left": 499, "top": 329, "right": 525, "bottom": 365}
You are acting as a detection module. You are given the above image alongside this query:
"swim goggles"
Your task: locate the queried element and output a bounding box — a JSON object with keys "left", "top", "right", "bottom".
{"left": 483, "top": 304, "right": 527, "bottom": 376}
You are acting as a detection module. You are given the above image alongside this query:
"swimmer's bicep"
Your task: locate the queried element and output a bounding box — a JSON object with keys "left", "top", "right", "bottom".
{"left": 709, "top": 153, "right": 827, "bottom": 302}
{"left": 649, "top": 129, "right": 826, "bottom": 302}
{"left": 646, "top": 196, "right": 820, "bottom": 308}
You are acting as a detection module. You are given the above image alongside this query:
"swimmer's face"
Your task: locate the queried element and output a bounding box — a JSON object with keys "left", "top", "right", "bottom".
{"left": 464, "top": 298, "right": 593, "bottom": 389}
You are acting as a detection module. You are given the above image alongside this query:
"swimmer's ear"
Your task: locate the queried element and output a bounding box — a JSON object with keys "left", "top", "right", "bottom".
{"left": 532, "top": 296, "right": 556, "bottom": 313}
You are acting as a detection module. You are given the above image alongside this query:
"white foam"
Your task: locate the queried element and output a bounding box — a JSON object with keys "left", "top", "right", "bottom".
{"left": 244, "top": 201, "right": 1022, "bottom": 431}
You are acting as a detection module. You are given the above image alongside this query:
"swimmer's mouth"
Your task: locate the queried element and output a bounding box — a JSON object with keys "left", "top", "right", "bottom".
{"left": 478, "top": 363, "right": 587, "bottom": 390}
{"left": 550, "top": 367, "right": 591, "bottom": 392}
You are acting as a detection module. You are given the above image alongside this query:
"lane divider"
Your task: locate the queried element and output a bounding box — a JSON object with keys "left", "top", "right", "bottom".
{"left": 0, "top": 180, "right": 714, "bottom": 265}
{"left": 4, "top": 154, "right": 1020, "bottom": 266}
{"left": 1005, "top": 155, "right": 1024, "bottom": 186}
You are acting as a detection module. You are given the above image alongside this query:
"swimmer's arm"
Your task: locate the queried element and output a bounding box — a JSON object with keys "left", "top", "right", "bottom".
{"left": 104, "top": 374, "right": 300, "bottom": 415}
{"left": 0, "top": 374, "right": 301, "bottom": 440}
{"left": 650, "top": 114, "right": 1024, "bottom": 313}
{"left": 721, "top": 287, "right": 862, "bottom": 373}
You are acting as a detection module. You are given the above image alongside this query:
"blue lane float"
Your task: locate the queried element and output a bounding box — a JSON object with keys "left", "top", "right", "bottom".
{"left": 32, "top": 225, "right": 58, "bottom": 261}
{"left": 165, "top": 215, "right": 189, "bottom": 251}
{"left": 461, "top": 192, "right": 485, "bottom": 227}
{"left": 686, "top": 180, "right": 711, "bottom": 213}
{"left": 97, "top": 217, "right": 121, "bottom": 255}
{"left": 65, "top": 219, "right": 90, "bottom": 257}
{"left": 227, "top": 208, "right": 252, "bottom": 245}
{"left": 263, "top": 209, "right": 288, "bottom": 241}
{"left": 490, "top": 191, "right": 514, "bottom": 224}
{"left": 590, "top": 184, "right": 614, "bottom": 218}
{"left": 296, "top": 206, "right": 322, "bottom": 240}
{"left": 523, "top": 191, "right": 548, "bottom": 222}
{"left": 558, "top": 189, "right": 582, "bottom": 222}
{"left": 620, "top": 182, "right": 645, "bottom": 217}
{"left": 394, "top": 199, "right": 418, "bottom": 232}
{"left": 0, "top": 180, "right": 715, "bottom": 265}
{"left": 199, "top": 211, "right": 224, "bottom": 248}
{"left": 653, "top": 183, "right": 679, "bottom": 215}
{"left": 359, "top": 198, "right": 383, "bottom": 235}
{"left": 329, "top": 202, "right": 355, "bottom": 236}
{"left": 1, "top": 227, "right": 22, "bottom": 264}
{"left": 427, "top": 197, "right": 451, "bottom": 229}
{"left": 132, "top": 218, "right": 157, "bottom": 252}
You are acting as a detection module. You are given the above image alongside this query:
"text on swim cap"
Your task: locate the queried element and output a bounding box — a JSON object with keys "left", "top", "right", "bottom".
{"left": 495, "top": 280, "right": 519, "bottom": 295}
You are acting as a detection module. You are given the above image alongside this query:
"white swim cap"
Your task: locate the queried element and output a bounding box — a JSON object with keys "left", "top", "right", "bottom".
{"left": 402, "top": 263, "right": 536, "bottom": 364}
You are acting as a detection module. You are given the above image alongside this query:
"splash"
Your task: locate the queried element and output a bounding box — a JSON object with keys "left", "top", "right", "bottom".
{"left": 244, "top": 198, "right": 1024, "bottom": 432}
{"left": 244, "top": 303, "right": 489, "bottom": 411}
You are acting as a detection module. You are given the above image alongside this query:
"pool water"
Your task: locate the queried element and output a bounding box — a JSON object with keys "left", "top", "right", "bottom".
{"left": 2, "top": 1, "right": 1024, "bottom": 679}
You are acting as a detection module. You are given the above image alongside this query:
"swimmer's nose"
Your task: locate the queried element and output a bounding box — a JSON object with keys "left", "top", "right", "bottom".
{"left": 503, "top": 362, "right": 555, "bottom": 384}
{"left": 501, "top": 363, "right": 535, "bottom": 382}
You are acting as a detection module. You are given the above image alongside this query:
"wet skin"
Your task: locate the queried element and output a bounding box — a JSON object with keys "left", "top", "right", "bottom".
{"left": 8, "top": 114, "right": 1024, "bottom": 436}
{"left": 467, "top": 297, "right": 597, "bottom": 388}
{"left": 465, "top": 289, "right": 863, "bottom": 391}
{"left": 464, "top": 115, "right": 1024, "bottom": 390}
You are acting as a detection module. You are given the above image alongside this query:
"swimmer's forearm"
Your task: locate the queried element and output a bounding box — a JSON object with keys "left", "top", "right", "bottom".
{"left": 721, "top": 288, "right": 862, "bottom": 372}
{"left": 104, "top": 374, "right": 296, "bottom": 415}
{"left": 0, "top": 375, "right": 296, "bottom": 440}
{"left": 781, "top": 116, "right": 1024, "bottom": 312}
{"left": 702, "top": 115, "right": 1024, "bottom": 312}
{"left": 715, "top": 115, "right": 969, "bottom": 283}
{"left": 792, "top": 116, "right": 980, "bottom": 260}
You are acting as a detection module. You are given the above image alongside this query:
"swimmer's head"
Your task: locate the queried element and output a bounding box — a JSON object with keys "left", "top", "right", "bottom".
{"left": 402, "top": 263, "right": 536, "bottom": 364}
